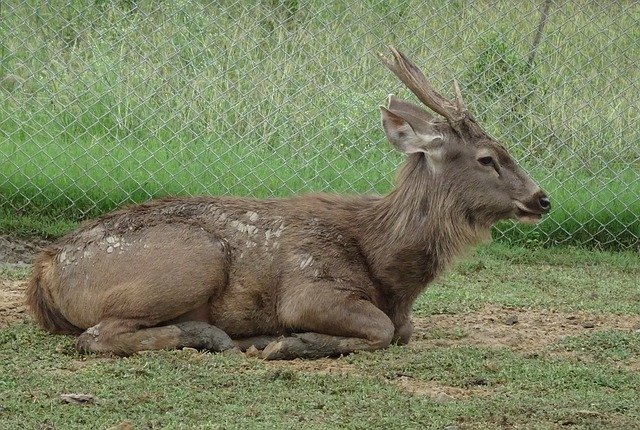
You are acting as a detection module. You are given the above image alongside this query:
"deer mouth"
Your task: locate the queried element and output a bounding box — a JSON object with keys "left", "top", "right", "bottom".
{"left": 513, "top": 201, "right": 544, "bottom": 224}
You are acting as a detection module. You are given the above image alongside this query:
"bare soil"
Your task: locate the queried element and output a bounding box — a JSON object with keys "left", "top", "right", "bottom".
{"left": 412, "top": 305, "right": 640, "bottom": 355}
{"left": 0, "top": 235, "right": 50, "bottom": 266}
{"left": 0, "top": 235, "right": 50, "bottom": 328}
{"left": 0, "top": 279, "right": 29, "bottom": 328}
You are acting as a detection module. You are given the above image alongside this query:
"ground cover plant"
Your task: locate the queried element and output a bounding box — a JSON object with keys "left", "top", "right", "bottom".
{"left": 1, "top": 0, "right": 638, "bottom": 248}
{"left": 1, "top": 242, "right": 639, "bottom": 429}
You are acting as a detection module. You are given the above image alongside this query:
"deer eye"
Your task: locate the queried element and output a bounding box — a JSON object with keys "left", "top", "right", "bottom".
{"left": 478, "top": 156, "right": 494, "bottom": 166}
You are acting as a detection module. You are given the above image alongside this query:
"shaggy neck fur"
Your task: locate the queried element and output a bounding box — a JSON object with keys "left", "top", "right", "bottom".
{"left": 355, "top": 153, "right": 490, "bottom": 320}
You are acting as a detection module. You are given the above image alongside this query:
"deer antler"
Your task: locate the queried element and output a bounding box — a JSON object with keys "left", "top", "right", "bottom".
{"left": 452, "top": 79, "right": 467, "bottom": 114}
{"left": 378, "top": 46, "right": 468, "bottom": 130}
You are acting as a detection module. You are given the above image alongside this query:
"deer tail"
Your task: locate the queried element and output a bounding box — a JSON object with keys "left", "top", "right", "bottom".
{"left": 25, "top": 250, "right": 81, "bottom": 335}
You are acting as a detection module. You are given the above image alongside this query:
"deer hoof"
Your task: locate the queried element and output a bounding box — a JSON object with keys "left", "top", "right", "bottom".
{"left": 261, "top": 340, "right": 287, "bottom": 360}
{"left": 221, "top": 346, "right": 243, "bottom": 357}
{"left": 245, "top": 345, "right": 261, "bottom": 358}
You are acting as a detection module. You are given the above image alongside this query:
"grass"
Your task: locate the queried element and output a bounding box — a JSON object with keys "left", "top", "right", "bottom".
{"left": 1, "top": 244, "right": 639, "bottom": 429}
{"left": 416, "top": 243, "right": 640, "bottom": 316}
{"left": 350, "top": 346, "right": 640, "bottom": 428}
{"left": 557, "top": 330, "right": 640, "bottom": 364}
{"left": 0, "top": 0, "right": 638, "bottom": 248}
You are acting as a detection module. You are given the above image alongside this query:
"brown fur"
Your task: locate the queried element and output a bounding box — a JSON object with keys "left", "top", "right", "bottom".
{"left": 26, "top": 50, "right": 549, "bottom": 359}
{"left": 27, "top": 249, "right": 82, "bottom": 335}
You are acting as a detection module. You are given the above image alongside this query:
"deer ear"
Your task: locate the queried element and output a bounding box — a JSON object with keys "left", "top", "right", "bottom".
{"left": 380, "top": 106, "right": 443, "bottom": 156}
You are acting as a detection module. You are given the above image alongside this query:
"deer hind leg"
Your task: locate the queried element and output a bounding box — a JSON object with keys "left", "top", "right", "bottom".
{"left": 76, "top": 319, "right": 238, "bottom": 356}
{"left": 262, "top": 286, "right": 395, "bottom": 360}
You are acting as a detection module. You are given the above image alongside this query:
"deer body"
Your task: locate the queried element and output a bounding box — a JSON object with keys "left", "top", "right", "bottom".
{"left": 34, "top": 196, "right": 382, "bottom": 335}
{"left": 27, "top": 48, "right": 549, "bottom": 359}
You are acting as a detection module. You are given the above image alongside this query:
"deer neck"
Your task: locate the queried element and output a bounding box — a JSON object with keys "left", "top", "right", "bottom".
{"left": 356, "top": 154, "right": 490, "bottom": 306}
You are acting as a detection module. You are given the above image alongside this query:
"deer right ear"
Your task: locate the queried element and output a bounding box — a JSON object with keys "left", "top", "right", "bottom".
{"left": 380, "top": 106, "right": 443, "bottom": 157}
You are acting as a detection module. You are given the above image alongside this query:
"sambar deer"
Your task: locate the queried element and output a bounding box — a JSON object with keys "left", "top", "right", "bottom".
{"left": 27, "top": 47, "right": 550, "bottom": 359}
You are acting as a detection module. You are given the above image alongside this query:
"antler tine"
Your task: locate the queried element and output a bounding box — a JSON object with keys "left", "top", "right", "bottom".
{"left": 378, "top": 46, "right": 464, "bottom": 126}
{"left": 453, "top": 79, "right": 468, "bottom": 114}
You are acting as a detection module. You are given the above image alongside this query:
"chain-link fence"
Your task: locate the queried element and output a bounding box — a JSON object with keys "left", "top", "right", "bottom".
{"left": 1, "top": 1, "right": 638, "bottom": 249}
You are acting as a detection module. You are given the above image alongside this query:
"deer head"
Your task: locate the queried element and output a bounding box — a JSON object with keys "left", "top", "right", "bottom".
{"left": 378, "top": 47, "right": 550, "bottom": 227}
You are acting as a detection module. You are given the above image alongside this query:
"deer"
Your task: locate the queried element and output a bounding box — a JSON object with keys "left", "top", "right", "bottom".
{"left": 26, "top": 47, "right": 550, "bottom": 360}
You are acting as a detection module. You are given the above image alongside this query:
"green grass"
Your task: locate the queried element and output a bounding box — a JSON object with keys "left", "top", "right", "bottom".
{"left": 1, "top": 244, "right": 639, "bottom": 429}
{"left": 417, "top": 243, "right": 640, "bottom": 316}
{"left": 556, "top": 330, "right": 640, "bottom": 364}
{"left": 1, "top": 0, "right": 638, "bottom": 248}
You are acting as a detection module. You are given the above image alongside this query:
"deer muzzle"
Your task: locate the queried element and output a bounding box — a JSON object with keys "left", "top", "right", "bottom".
{"left": 514, "top": 191, "right": 551, "bottom": 224}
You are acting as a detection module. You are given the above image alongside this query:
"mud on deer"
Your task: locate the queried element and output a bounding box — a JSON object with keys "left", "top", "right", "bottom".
{"left": 27, "top": 47, "right": 550, "bottom": 359}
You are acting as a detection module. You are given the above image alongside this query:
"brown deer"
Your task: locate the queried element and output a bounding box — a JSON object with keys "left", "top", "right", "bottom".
{"left": 26, "top": 47, "right": 550, "bottom": 359}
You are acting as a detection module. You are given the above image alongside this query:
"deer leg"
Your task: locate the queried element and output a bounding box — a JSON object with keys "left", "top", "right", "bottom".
{"left": 76, "top": 319, "right": 239, "bottom": 356}
{"left": 233, "top": 335, "right": 281, "bottom": 351}
{"left": 262, "top": 288, "right": 394, "bottom": 360}
{"left": 393, "top": 319, "right": 414, "bottom": 345}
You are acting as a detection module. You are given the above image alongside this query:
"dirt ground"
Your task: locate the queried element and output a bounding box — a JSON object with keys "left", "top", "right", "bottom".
{"left": 0, "top": 235, "right": 50, "bottom": 328}
{"left": 0, "top": 278, "right": 28, "bottom": 328}
{"left": 0, "top": 235, "right": 50, "bottom": 267}
{"left": 2, "top": 234, "right": 639, "bottom": 400}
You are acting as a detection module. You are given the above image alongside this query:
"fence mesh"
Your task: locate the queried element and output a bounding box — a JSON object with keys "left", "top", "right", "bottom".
{"left": 1, "top": 1, "right": 638, "bottom": 249}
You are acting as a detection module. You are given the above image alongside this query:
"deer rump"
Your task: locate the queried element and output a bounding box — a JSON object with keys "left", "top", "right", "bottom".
{"left": 26, "top": 48, "right": 549, "bottom": 359}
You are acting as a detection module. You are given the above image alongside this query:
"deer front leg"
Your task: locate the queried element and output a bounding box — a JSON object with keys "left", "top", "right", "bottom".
{"left": 262, "top": 286, "right": 394, "bottom": 360}
{"left": 393, "top": 319, "right": 413, "bottom": 345}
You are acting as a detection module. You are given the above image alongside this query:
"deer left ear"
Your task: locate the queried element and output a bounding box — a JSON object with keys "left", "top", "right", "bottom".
{"left": 380, "top": 106, "right": 423, "bottom": 154}
{"left": 380, "top": 106, "right": 443, "bottom": 156}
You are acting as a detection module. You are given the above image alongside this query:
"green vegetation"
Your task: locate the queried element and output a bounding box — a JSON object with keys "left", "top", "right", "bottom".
{"left": 557, "top": 330, "right": 640, "bottom": 364}
{"left": 1, "top": 1, "right": 638, "bottom": 248}
{"left": 2, "top": 244, "right": 638, "bottom": 429}
{"left": 417, "top": 243, "right": 640, "bottom": 315}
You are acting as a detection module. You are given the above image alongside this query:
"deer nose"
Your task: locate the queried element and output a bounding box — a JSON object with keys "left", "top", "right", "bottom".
{"left": 539, "top": 195, "right": 551, "bottom": 212}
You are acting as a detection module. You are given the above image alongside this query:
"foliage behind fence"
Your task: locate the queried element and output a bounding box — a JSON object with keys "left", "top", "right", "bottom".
{"left": 0, "top": 0, "right": 638, "bottom": 249}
